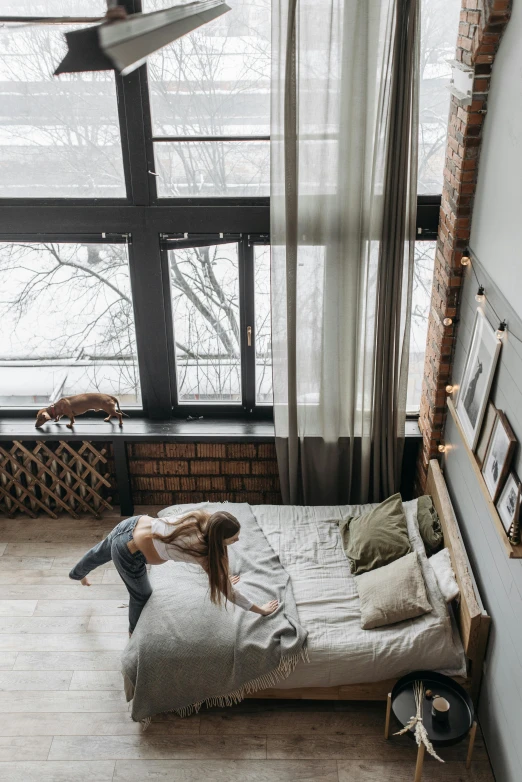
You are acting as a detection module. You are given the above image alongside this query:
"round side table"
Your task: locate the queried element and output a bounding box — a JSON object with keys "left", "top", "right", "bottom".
{"left": 384, "top": 670, "right": 477, "bottom": 782}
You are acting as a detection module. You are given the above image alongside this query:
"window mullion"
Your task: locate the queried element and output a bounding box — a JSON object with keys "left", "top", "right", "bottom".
{"left": 240, "top": 237, "right": 256, "bottom": 413}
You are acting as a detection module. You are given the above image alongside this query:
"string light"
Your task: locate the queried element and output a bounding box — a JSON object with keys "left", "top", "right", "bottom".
{"left": 475, "top": 286, "right": 485, "bottom": 303}
{"left": 443, "top": 317, "right": 453, "bottom": 327}
{"left": 438, "top": 443, "right": 446, "bottom": 453}
{"left": 496, "top": 320, "right": 507, "bottom": 340}
{"left": 446, "top": 385, "right": 454, "bottom": 394}
{"left": 461, "top": 248, "right": 471, "bottom": 266}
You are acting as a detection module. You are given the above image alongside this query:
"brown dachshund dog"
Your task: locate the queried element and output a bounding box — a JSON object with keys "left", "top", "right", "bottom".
{"left": 35, "top": 393, "right": 129, "bottom": 429}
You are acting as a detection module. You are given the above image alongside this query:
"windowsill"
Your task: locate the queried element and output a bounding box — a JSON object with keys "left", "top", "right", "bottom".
{"left": 0, "top": 416, "right": 421, "bottom": 441}
{"left": 0, "top": 415, "right": 275, "bottom": 442}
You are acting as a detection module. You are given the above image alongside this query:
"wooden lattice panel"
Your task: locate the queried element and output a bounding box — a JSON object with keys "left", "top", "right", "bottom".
{"left": 0, "top": 440, "right": 114, "bottom": 519}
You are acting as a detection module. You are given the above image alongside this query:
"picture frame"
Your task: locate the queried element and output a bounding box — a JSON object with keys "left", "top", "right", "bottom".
{"left": 481, "top": 411, "right": 517, "bottom": 502}
{"left": 455, "top": 309, "right": 502, "bottom": 450}
{"left": 475, "top": 401, "right": 498, "bottom": 468}
{"left": 496, "top": 472, "right": 521, "bottom": 537}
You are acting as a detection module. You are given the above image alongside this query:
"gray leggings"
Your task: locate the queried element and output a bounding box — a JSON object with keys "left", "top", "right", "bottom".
{"left": 69, "top": 516, "right": 152, "bottom": 633}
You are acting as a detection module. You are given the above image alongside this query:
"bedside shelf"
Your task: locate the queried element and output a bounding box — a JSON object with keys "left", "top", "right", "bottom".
{"left": 447, "top": 398, "right": 522, "bottom": 559}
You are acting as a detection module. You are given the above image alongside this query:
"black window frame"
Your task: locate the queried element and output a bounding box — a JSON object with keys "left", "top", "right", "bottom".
{"left": 0, "top": 0, "right": 440, "bottom": 421}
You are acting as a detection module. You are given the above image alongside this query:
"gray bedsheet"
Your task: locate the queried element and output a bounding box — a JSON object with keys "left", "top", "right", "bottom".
{"left": 121, "top": 502, "right": 308, "bottom": 721}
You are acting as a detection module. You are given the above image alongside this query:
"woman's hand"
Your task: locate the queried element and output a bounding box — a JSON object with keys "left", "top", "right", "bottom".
{"left": 259, "top": 600, "right": 279, "bottom": 616}
{"left": 229, "top": 574, "right": 240, "bottom": 585}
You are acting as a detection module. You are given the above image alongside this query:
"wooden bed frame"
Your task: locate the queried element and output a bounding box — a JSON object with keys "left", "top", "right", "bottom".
{"left": 249, "top": 459, "right": 490, "bottom": 705}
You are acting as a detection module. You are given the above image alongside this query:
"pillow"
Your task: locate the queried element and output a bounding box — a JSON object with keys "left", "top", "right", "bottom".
{"left": 417, "top": 495, "right": 443, "bottom": 554}
{"left": 429, "top": 547, "right": 459, "bottom": 603}
{"left": 354, "top": 551, "right": 432, "bottom": 629}
{"left": 338, "top": 493, "right": 412, "bottom": 575}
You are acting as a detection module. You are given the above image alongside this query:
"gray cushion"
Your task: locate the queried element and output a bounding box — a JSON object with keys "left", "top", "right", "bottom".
{"left": 354, "top": 551, "right": 432, "bottom": 629}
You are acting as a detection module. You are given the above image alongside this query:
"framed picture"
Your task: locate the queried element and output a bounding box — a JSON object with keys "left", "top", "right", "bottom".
{"left": 497, "top": 472, "right": 521, "bottom": 536}
{"left": 476, "top": 401, "right": 498, "bottom": 467}
{"left": 481, "top": 412, "right": 517, "bottom": 501}
{"left": 455, "top": 309, "right": 502, "bottom": 450}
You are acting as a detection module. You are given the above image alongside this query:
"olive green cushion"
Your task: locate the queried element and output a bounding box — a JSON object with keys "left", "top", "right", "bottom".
{"left": 417, "top": 495, "right": 443, "bottom": 554}
{"left": 338, "top": 493, "right": 412, "bottom": 576}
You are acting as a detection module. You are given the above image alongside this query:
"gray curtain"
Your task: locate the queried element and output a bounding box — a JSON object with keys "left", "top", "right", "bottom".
{"left": 271, "top": 0, "right": 420, "bottom": 505}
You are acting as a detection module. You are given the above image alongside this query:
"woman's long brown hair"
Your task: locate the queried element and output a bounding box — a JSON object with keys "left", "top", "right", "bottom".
{"left": 152, "top": 510, "right": 241, "bottom": 606}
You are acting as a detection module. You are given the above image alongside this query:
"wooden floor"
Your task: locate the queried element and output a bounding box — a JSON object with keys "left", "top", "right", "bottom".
{"left": 0, "top": 511, "right": 496, "bottom": 782}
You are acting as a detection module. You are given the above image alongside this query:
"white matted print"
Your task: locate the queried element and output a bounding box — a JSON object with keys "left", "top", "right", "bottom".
{"left": 497, "top": 472, "right": 521, "bottom": 536}
{"left": 481, "top": 412, "right": 516, "bottom": 502}
{"left": 455, "top": 309, "right": 502, "bottom": 450}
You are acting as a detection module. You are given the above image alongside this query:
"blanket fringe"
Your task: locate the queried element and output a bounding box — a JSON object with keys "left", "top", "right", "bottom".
{"left": 138, "top": 644, "right": 309, "bottom": 726}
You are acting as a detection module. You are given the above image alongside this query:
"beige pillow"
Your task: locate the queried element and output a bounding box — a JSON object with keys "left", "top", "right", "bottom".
{"left": 354, "top": 551, "right": 432, "bottom": 630}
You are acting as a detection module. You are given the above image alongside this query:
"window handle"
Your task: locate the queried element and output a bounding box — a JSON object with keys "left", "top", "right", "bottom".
{"left": 247, "top": 326, "right": 252, "bottom": 347}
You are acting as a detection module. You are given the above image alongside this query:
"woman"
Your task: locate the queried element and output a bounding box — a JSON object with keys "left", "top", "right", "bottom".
{"left": 69, "top": 510, "right": 278, "bottom": 634}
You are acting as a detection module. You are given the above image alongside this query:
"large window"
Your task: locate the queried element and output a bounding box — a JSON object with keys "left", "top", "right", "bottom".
{"left": 0, "top": 1, "right": 460, "bottom": 419}
{"left": 0, "top": 1, "right": 125, "bottom": 198}
{"left": 0, "top": 241, "right": 141, "bottom": 407}
{"left": 406, "top": 0, "right": 461, "bottom": 412}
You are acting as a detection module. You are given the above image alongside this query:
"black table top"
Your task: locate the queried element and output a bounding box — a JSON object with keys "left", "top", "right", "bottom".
{"left": 391, "top": 670, "right": 474, "bottom": 747}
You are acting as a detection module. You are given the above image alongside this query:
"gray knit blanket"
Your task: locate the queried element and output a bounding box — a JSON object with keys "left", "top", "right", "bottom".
{"left": 121, "top": 503, "right": 308, "bottom": 721}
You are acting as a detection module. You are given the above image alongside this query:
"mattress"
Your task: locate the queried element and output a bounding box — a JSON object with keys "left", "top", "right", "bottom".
{"left": 250, "top": 498, "right": 467, "bottom": 688}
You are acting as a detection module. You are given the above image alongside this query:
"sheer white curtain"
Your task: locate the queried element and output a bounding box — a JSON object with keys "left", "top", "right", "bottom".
{"left": 271, "top": 0, "right": 419, "bottom": 504}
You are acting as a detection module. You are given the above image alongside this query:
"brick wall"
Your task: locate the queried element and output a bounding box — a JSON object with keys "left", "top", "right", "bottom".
{"left": 416, "top": 0, "right": 512, "bottom": 493}
{"left": 128, "top": 442, "right": 282, "bottom": 506}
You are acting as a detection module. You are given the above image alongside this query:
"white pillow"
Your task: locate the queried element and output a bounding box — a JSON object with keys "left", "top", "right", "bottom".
{"left": 429, "top": 547, "right": 459, "bottom": 603}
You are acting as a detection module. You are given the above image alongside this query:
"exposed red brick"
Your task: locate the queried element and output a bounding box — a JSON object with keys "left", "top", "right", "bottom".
{"left": 252, "top": 461, "right": 279, "bottom": 475}
{"left": 190, "top": 460, "right": 221, "bottom": 475}
{"left": 221, "top": 461, "right": 250, "bottom": 475}
{"left": 129, "top": 443, "right": 164, "bottom": 458}
{"left": 164, "top": 443, "right": 196, "bottom": 458}
{"left": 196, "top": 443, "right": 226, "bottom": 458}
{"left": 226, "top": 443, "right": 257, "bottom": 459}
{"left": 159, "top": 460, "right": 189, "bottom": 475}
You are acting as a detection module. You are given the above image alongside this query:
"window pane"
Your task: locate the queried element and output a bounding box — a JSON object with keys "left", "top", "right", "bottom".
{"left": 0, "top": 15, "right": 125, "bottom": 197}
{"left": 169, "top": 243, "right": 242, "bottom": 403}
{"left": 0, "top": 243, "right": 141, "bottom": 407}
{"left": 407, "top": 242, "right": 436, "bottom": 412}
{"left": 254, "top": 244, "right": 273, "bottom": 404}
{"left": 154, "top": 140, "right": 269, "bottom": 197}
{"left": 418, "top": 0, "right": 461, "bottom": 194}
{"left": 145, "top": 0, "right": 270, "bottom": 137}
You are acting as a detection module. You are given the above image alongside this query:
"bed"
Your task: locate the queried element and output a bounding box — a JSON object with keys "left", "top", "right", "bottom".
{"left": 247, "top": 460, "right": 490, "bottom": 704}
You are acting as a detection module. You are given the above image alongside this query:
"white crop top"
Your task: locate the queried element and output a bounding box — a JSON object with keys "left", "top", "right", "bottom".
{"left": 150, "top": 517, "right": 253, "bottom": 611}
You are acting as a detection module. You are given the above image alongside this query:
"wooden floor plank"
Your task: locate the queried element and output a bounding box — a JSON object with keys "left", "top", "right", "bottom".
{"left": 113, "top": 759, "right": 339, "bottom": 782}
{"left": 0, "top": 670, "right": 73, "bottom": 690}
{"left": 337, "top": 760, "right": 495, "bottom": 781}
{"left": 0, "top": 737, "right": 53, "bottom": 761}
{"left": 0, "top": 542, "right": 9, "bottom": 556}
{"left": 266, "top": 735, "right": 488, "bottom": 762}
{"left": 1, "top": 585, "right": 127, "bottom": 601}
{"left": 48, "top": 734, "right": 267, "bottom": 761}
{"left": 0, "top": 634, "right": 127, "bottom": 652}
{"left": 0, "top": 690, "right": 130, "bottom": 713}
{"left": 0, "top": 617, "right": 89, "bottom": 634}
{"left": 200, "top": 710, "right": 383, "bottom": 735}
{"left": 14, "top": 651, "right": 122, "bottom": 670}
{"left": 0, "top": 760, "right": 115, "bottom": 782}
{"left": 69, "top": 671, "right": 126, "bottom": 691}
{"left": 0, "top": 652, "right": 17, "bottom": 670}
{"left": 0, "top": 600, "right": 37, "bottom": 616}
{"left": 0, "top": 712, "right": 200, "bottom": 737}
{"left": 87, "top": 616, "right": 129, "bottom": 634}
{"left": 34, "top": 601, "right": 128, "bottom": 617}
{"left": 0, "top": 557, "right": 55, "bottom": 571}
{"left": 0, "top": 570, "right": 104, "bottom": 585}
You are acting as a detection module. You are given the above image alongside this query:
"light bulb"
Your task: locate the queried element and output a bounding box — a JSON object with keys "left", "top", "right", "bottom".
{"left": 443, "top": 317, "right": 453, "bottom": 327}
{"left": 438, "top": 444, "right": 446, "bottom": 453}
{"left": 475, "top": 286, "right": 485, "bottom": 303}
{"left": 496, "top": 321, "right": 507, "bottom": 339}
{"left": 461, "top": 254, "right": 471, "bottom": 266}
{"left": 446, "top": 385, "right": 454, "bottom": 394}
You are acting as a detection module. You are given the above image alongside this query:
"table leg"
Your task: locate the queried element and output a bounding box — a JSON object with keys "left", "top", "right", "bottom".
{"left": 413, "top": 742, "right": 425, "bottom": 782}
{"left": 384, "top": 693, "right": 392, "bottom": 739}
{"left": 466, "top": 721, "right": 477, "bottom": 770}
